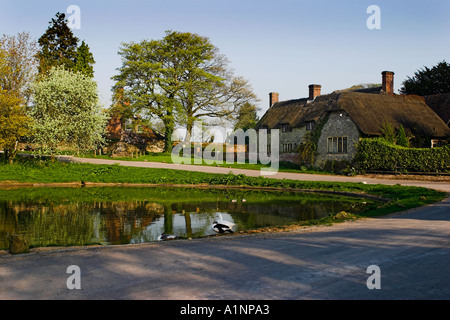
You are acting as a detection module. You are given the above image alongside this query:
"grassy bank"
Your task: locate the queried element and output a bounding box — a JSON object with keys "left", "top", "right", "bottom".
{"left": 0, "top": 156, "right": 446, "bottom": 218}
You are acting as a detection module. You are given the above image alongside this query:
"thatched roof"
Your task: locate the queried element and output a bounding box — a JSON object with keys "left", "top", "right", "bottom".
{"left": 255, "top": 94, "right": 338, "bottom": 129}
{"left": 256, "top": 90, "right": 450, "bottom": 138}
{"left": 425, "top": 93, "right": 450, "bottom": 126}
{"left": 335, "top": 92, "right": 450, "bottom": 138}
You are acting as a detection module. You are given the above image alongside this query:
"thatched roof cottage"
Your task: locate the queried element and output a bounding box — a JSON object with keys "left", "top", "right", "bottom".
{"left": 255, "top": 71, "right": 450, "bottom": 166}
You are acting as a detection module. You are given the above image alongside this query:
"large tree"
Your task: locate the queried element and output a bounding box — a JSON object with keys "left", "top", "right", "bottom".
{"left": 0, "top": 32, "right": 39, "bottom": 104}
{"left": 30, "top": 66, "right": 107, "bottom": 156}
{"left": 0, "top": 89, "right": 32, "bottom": 163}
{"left": 234, "top": 102, "right": 260, "bottom": 131}
{"left": 73, "top": 40, "right": 95, "bottom": 78}
{"left": 37, "top": 13, "right": 95, "bottom": 77}
{"left": 169, "top": 31, "right": 257, "bottom": 141}
{"left": 400, "top": 60, "right": 450, "bottom": 96}
{"left": 37, "top": 12, "right": 79, "bottom": 74}
{"left": 113, "top": 30, "right": 257, "bottom": 151}
{"left": 112, "top": 37, "right": 181, "bottom": 152}
{"left": 0, "top": 45, "right": 33, "bottom": 163}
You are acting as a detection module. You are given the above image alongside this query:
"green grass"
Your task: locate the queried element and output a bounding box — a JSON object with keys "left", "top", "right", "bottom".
{"left": 0, "top": 156, "right": 446, "bottom": 219}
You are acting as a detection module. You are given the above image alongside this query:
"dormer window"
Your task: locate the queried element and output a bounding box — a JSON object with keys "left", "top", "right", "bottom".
{"left": 281, "top": 124, "right": 292, "bottom": 132}
{"left": 306, "top": 121, "right": 315, "bottom": 131}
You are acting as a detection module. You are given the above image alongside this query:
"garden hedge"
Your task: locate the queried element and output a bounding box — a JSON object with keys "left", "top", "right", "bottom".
{"left": 355, "top": 138, "right": 450, "bottom": 172}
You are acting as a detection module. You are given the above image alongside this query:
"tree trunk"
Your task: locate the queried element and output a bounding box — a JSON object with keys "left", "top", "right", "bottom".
{"left": 184, "top": 123, "right": 193, "bottom": 142}
{"left": 163, "top": 118, "right": 174, "bottom": 153}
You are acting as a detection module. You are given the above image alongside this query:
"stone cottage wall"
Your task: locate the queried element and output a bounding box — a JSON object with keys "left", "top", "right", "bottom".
{"left": 279, "top": 127, "right": 308, "bottom": 153}
{"left": 259, "top": 127, "right": 307, "bottom": 164}
{"left": 315, "top": 111, "right": 361, "bottom": 167}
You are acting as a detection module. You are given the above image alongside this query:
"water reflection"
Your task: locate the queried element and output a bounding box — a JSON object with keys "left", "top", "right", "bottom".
{"left": 0, "top": 187, "right": 371, "bottom": 249}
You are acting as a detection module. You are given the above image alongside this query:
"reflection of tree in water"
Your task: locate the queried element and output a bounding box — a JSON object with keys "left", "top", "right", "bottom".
{"left": 0, "top": 200, "right": 97, "bottom": 248}
{"left": 99, "top": 201, "right": 163, "bottom": 245}
{"left": 0, "top": 189, "right": 371, "bottom": 249}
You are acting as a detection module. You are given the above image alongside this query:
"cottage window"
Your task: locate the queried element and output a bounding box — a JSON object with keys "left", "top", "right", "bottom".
{"left": 327, "top": 137, "right": 348, "bottom": 154}
{"left": 431, "top": 140, "right": 443, "bottom": 148}
{"left": 282, "top": 143, "right": 293, "bottom": 152}
{"left": 281, "top": 124, "right": 292, "bottom": 132}
{"left": 306, "top": 121, "right": 315, "bottom": 131}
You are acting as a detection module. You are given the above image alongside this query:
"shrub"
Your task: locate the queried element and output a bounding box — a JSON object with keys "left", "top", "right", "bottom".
{"left": 355, "top": 138, "right": 450, "bottom": 172}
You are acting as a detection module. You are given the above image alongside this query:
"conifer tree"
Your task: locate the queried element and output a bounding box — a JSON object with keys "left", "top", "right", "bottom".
{"left": 37, "top": 12, "right": 79, "bottom": 74}
{"left": 74, "top": 40, "right": 95, "bottom": 78}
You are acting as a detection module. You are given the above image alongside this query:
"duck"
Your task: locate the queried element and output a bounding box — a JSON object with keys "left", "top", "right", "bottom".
{"left": 157, "top": 233, "right": 177, "bottom": 241}
{"left": 241, "top": 199, "right": 247, "bottom": 202}
{"left": 211, "top": 213, "right": 235, "bottom": 234}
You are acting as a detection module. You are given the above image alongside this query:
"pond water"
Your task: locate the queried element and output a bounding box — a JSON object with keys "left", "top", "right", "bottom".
{"left": 0, "top": 187, "right": 373, "bottom": 249}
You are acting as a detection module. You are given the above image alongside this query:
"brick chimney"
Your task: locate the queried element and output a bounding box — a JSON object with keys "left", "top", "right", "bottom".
{"left": 308, "top": 84, "right": 321, "bottom": 100}
{"left": 382, "top": 71, "right": 394, "bottom": 95}
{"left": 269, "top": 92, "right": 279, "bottom": 107}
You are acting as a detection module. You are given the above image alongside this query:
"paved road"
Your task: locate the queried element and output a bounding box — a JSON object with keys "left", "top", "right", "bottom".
{"left": 1, "top": 156, "right": 449, "bottom": 300}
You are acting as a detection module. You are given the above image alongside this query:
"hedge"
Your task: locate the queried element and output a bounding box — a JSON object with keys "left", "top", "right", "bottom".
{"left": 355, "top": 138, "right": 450, "bottom": 172}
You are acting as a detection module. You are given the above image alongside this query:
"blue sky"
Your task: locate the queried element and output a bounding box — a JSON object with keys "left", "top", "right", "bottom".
{"left": 1, "top": 0, "right": 449, "bottom": 118}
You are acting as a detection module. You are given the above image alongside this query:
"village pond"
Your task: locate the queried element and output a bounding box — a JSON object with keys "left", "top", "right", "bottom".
{"left": 0, "top": 186, "right": 375, "bottom": 250}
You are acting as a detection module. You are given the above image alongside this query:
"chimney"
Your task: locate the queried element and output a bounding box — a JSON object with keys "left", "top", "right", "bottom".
{"left": 382, "top": 71, "right": 394, "bottom": 95}
{"left": 269, "top": 92, "right": 279, "bottom": 107}
{"left": 308, "top": 84, "right": 321, "bottom": 100}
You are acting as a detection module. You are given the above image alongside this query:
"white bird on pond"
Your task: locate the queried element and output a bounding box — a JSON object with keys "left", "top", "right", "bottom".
{"left": 211, "top": 213, "right": 235, "bottom": 234}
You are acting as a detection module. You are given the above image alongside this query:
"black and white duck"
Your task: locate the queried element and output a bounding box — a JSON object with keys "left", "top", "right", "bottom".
{"left": 157, "top": 233, "right": 177, "bottom": 241}
{"left": 211, "top": 213, "right": 235, "bottom": 234}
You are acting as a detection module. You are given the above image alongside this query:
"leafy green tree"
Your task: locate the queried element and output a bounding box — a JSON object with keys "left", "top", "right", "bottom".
{"left": 396, "top": 125, "right": 409, "bottom": 147}
{"left": 169, "top": 31, "right": 257, "bottom": 141}
{"left": 112, "top": 37, "right": 180, "bottom": 152}
{"left": 113, "top": 31, "right": 257, "bottom": 151}
{"left": 74, "top": 40, "right": 95, "bottom": 78}
{"left": 400, "top": 60, "right": 450, "bottom": 96}
{"left": 380, "top": 121, "right": 396, "bottom": 144}
{"left": 0, "top": 32, "right": 39, "bottom": 105}
{"left": 0, "top": 89, "right": 32, "bottom": 163}
{"left": 234, "top": 102, "right": 260, "bottom": 131}
{"left": 30, "top": 66, "right": 107, "bottom": 156}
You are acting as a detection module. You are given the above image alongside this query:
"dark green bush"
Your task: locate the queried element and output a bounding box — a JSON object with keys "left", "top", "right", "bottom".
{"left": 355, "top": 138, "right": 450, "bottom": 172}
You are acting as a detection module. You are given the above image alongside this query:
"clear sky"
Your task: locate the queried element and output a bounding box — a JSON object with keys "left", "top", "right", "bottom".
{"left": 1, "top": 0, "right": 449, "bottom": 118}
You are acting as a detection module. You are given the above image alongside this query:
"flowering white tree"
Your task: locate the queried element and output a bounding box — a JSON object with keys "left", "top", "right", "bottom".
{"left": 30, "top": 66, "right": 107, "bottom": 156}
